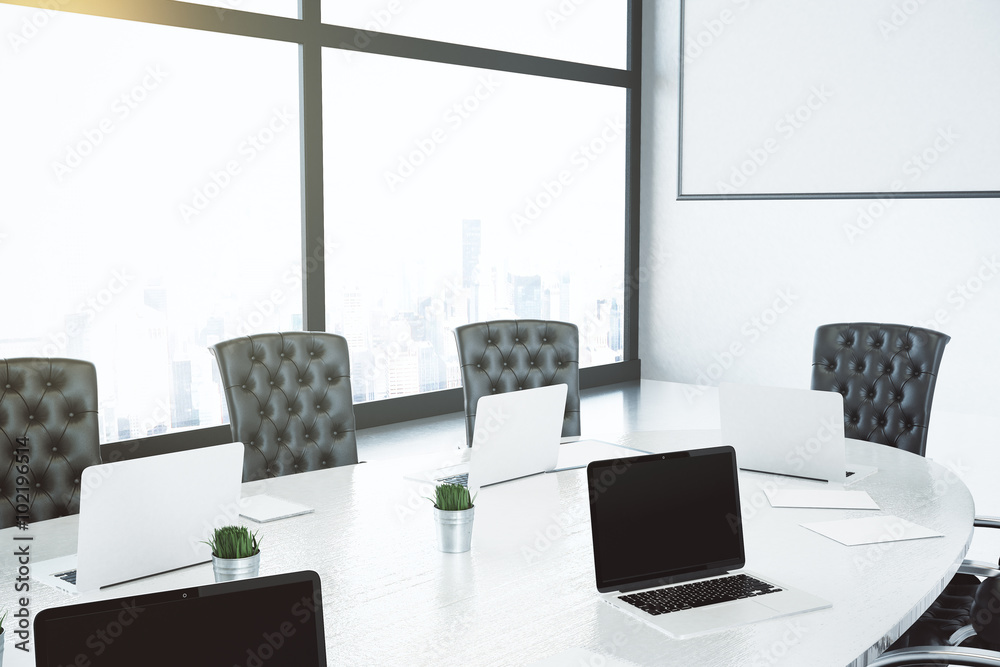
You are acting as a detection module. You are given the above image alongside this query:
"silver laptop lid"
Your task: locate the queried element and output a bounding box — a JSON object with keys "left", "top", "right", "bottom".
{"left": 76, "top": 442, "right": 244, "bottom": 591}
{"left": 719, "top": 383, "right": 846, "bottom": 482}
{"left": 467, "top": 384, "right": 568, "bottom": 489}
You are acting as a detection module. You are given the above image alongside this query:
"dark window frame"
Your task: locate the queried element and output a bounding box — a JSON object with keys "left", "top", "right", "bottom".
{"left": 2, "top": 0, "right": 642, "bottom": 457}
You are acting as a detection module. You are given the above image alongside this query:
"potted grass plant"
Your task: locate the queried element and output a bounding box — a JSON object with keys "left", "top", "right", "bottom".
{"left": 428, "top": 483, "right": 476, "bottom": 553}
{"left": 204, "top": 525, "right": 261, "bottom": 582}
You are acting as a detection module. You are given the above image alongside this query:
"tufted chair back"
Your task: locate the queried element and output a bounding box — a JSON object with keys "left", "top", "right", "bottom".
{"left": 811, "top": 322, "right": 950, "bottom": 457}
{"left": 454, "top": 320, "right": 580, "bottom": 447}
{"left": 0, "top": 358, "right": 102, "bottom": 529}
{"left": 210, "top": 332, "right": 359, "bottom": 482}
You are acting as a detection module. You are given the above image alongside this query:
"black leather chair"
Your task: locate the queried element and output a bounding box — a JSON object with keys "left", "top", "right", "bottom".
{"left": 811, "top": 323, "right": 996, "bottom": 659}
{"left": 811, "top": 322, "right": 950, "bottom": 457}
{"left": 872, "top": 568, "right": 1000, "bottom": 665}
{"left": 0, "top": 358, "right": 102, "bottom": 529}
{"left": 210, "top": 332, "right": 359, "bottom": 482}
{"left": 454, "top": 319, "right": 580, "bottom": 447}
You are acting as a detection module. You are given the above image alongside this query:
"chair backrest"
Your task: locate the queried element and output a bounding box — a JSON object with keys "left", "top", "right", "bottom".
{"left": 210, "top": 332, "right": 359, "bottom": 481}
{"left": 454, "top": 319, "right": 580, "bottom": 447}
{"left": 0, "top": 358, "right": 102, "bottom": 529}
{"left": 811, "top": 322, "right": 950, "bottom": 457}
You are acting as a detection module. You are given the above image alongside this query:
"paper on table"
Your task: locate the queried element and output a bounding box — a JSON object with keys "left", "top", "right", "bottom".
{"left": 801, "top": 515, "right": 943, "bottom": 546}
{"left": 240, "top": 494, "right": 314, "bottom": 523}
{"left": 765, "top": 488, "right": 880, "bottom": 510}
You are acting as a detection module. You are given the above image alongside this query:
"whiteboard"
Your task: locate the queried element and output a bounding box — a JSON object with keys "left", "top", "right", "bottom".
{"left": 678, "top": 0, "right": 1000, "bottom": 198}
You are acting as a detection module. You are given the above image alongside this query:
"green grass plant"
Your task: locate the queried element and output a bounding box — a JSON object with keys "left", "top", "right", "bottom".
{"left": 204, "top": 525, "right": 261, "bottom": 559}
{"left": 428, "top": 483, "right": 476, "bottom": 511}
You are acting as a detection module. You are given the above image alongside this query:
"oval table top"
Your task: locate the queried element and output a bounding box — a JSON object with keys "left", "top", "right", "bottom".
{"left": 0, "top": 433, "right": 973, "bottom": 667}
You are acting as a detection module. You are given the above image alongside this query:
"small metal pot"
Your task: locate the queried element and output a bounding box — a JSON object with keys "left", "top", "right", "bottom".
{"left": 211, "top": 551, "right": 261, "bottom": 582}
{"left": 434, "top": 506, "right": 475, "bottom": 553}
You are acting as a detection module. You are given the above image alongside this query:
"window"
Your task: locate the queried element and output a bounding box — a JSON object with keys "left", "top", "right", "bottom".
{"left": 0, "top": 7, "right": 300, "bottom": 441}
{"left": 323, "top": 49, "right": 625, "bottom": 401}
{"left": 322, "top": 0, "right": 626, "bottom": 69}
{"left": 0, "top": 0, "right": 638, "bottom": 444}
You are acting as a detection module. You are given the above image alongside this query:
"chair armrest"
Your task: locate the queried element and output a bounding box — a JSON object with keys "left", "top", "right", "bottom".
{"left": 957, "top": 517, "right": 1000, "bottom": 577}
{"left": 867, "top": 646, "right": 1000, "bottom": 666}
{"left": 960, "top": 560, "right": 1000, "bottom": 578}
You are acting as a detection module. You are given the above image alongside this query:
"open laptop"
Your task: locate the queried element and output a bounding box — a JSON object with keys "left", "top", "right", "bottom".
{"left": 587, "top": 446, "right": 830, "bottom": 638}
{"left": 33, "top": 442, "right": 244, "bottom": 593}
{"left": 719, "top": 382, "right": 877, "bottom": 484}
{"left": 34, "top": 569, "right": 326, "bottom": 666}
{"left": 407, "top": 384, "right": 568, "bottom": 489}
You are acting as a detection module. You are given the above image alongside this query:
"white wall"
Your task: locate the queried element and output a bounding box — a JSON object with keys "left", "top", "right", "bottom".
{"left": 639, "top": 0, "right": 1000, "bottom": 422}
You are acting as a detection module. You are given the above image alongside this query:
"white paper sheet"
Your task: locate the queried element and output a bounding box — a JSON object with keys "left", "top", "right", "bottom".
{"left": 765, "top": 488, "right": 880, "bottom": 510}
{"left": 801, "top": 515, "right": 943, "bottom": 546}
{"left": 240, "top": 494, "right": 315, "bottom": 523}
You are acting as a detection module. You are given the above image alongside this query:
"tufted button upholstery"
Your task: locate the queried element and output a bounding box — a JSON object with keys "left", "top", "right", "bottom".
{"left": 0, "top": 358, "right": 101, "bottom": 529}
{"left": 454, "top": 319, "right": 580, "bottom": 447}
{"left": 811, "top": 322, "right": 949, "bottom": 457}
{"left": 210, "top": 332, "right": 359, "bottom": 482}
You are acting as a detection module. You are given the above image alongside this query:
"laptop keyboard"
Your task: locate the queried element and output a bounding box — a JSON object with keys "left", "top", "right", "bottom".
{"left": 619, "top": 573, "right": 781, "bottom": 616}
{"left": 55, "top": 569, "right": 78, "bottom": 585}
{"left": 435, "top": 472, "right": 469, "bottom": 487}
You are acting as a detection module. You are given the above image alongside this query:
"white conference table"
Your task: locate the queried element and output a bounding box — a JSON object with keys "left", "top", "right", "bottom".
{"left": 0, "top": 382, "right": 976, "bottom": 667}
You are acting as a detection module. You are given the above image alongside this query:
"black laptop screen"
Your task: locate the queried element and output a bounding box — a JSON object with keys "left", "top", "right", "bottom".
{"left": 587, "top": 447, "right": 745, "bottom": 592}
{"left": 34, "top": 571, "right": 326, "bottom": 667}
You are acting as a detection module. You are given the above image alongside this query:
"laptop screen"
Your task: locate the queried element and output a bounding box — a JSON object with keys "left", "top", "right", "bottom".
{"left": 587, "top": 447, "right": 745, "bottom": 593}
{"left": 34, "top": 571, "right": 326, "bottom": 667}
